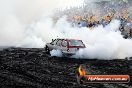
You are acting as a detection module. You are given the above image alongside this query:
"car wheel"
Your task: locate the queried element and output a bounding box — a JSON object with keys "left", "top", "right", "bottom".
{"left": 45, "top": 46, "right": 50, "bottom": 54}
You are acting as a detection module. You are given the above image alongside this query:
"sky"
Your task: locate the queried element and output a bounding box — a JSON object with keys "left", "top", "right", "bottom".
{"left": 58, "top": 0, "right": 84, "bottom": 9}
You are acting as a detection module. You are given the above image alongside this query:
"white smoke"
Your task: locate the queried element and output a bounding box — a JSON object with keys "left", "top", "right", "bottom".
{"left": 33, "top": 15, "right": 132, "bottom": 59}
{"left": 50, "top": 49, "right": 63, "bottom": 57}
{"left": 0, "top": 0, "right": 84, "bottom": 47}
{"left": 51, "top": 17, "right": 132, "bottom": 59}
{"left": 0, "top": 0, "right": 65, "bottom": 47}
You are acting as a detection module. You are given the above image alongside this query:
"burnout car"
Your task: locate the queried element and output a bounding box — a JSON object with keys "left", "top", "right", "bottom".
{"left": 45, "top": 38, "right": 86, "bottom": 56}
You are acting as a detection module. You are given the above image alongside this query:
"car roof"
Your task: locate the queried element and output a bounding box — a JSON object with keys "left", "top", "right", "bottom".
{"left": 56, "top": 38, "right": 82, "bottom": 41}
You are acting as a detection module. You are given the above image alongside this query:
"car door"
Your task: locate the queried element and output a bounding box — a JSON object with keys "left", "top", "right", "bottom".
{"left": 56, "top": 39, "right": 62, "bottom": 50}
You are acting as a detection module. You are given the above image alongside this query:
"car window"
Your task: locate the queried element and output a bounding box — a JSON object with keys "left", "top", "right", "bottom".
{"left": 69, "top": 40, "right": 84, "bottom": 46}
{"left": 56, "top": 40, "right": 62, "bottom": 46}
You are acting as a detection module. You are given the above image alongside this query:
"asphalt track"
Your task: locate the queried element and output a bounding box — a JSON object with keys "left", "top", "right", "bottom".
{"left": 0, "top": 48, "right": 132, "bottom": 88}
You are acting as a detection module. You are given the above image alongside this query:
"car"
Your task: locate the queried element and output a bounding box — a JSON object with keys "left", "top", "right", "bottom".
{"left": 45, "top": 38, "right": 86, "bottom": 56}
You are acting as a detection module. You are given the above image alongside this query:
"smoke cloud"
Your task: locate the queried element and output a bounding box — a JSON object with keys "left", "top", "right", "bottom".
{"left": 0, "top": 0, "right": 63, "bottom": 47}
{"left": 33, "top": 15, "right": 132, "bottom": 59}
{"left": 50, "top": 49, "right": 63, "bottom": 57}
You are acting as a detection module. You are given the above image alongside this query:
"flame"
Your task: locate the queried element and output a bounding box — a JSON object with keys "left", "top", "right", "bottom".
{"left": 78, "top": 65, "right": 86, "bottom": 76}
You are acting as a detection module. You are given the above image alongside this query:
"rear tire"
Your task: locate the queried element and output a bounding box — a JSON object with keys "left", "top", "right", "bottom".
{"left": 45, "top": 46, "right": 50, "bottom": 54}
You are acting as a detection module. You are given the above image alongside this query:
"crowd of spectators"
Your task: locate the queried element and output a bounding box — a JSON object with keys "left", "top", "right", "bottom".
{"left": 72, "top": 11, "right": 130, "bottom": 28}
{"left": 71, "top": 9, "right": 132, "bottom": 38}
{"left": 54, "top": 0, "right": 132, "bottom": 38}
